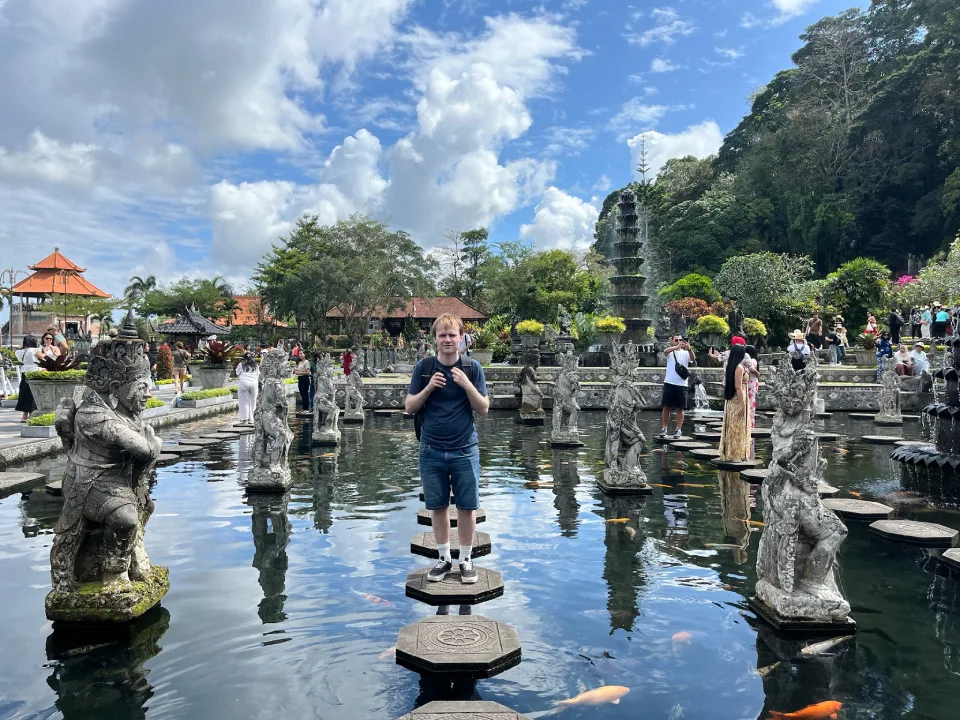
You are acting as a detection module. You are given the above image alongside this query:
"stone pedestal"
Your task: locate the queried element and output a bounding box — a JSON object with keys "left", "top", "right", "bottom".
{"left": 46, "top": 566, "right": 170, "bottom": 625}
{"left": 343, "top": 410, "right": 365, "bottom": 424}
{"left": 312, "top": 429, "right": 341, "bottom": 446}
{"left": 397, "top": 701, "right": 531, "bottom": 719}
{"left": 245, "top": 466, "right": 293, "bottom": 492}
{"left": 549, "top": 431, "right": 584, "bottom": 448}
{"left": 597, "top": 469, "right": 652, "bottom": 496}
{"left": 519, "top": 409, "right": 545, "bottom": 426}
{"left": 555, "top": 335, "right": 574, "bottom": 355}
{"left": 749, "top": 596, "right": 856, "bottom": 639}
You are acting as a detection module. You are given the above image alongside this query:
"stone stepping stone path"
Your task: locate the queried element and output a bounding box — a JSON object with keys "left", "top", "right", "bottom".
{"left": 874, "top": 417, "right": 904, "bottom": 427}
{"left": 710, "top": 458, "right": 761, "bottom": 471}
{"left": 669, "top": 441, "right": 713, "bottom": 451}
{"left": 178, "top": 438, "right": 222, "bottom": 447}
{"left": 410, "top": 531, "right": 492, "bottom": 559}
{"left": 654, "top": 435, "right": 693, "bottom": 444}
{"left": 693, "top": 431, "right": 723, "bottom": 441}
{"left": 689, "top": 448, "right": 721, "bottom": 460}
{"left": 395, "top": 615, "right": 521, "bottom": 678}
{"left": 160, "top": 444, "right": 203, "bottom": 456}
{"left": 815, "top": 432, "right": 842, "bottom": 442}
{"left": 740, "top": 468, "right": 768, "bottom": 484}
{"left": 751, "top": 428, "right": 772, "bottom": 439}
{"left": 45, "top": 479, "right": 62, "bottom": 496}
{"left": 157, "top": 453, "right": 179, "bottom": 466}
{"left": 818, "top": 484, "right": 840, "bottom": 497}
{"left": 868, "top": 519, "right": 959, "bottom": 548}
{"left": 405, "top": 566, "right": 504, "bottom": 605}
{"left": 0, "top": 471, "right": 45, "bottom": 498}
{"left": 397, "top": 701, "right": 531, "bottom": 719}
{"left": 860, "top": 435, "right": 901, "bottom": 445}
{"left": 417, "top": 507, "right": 486, "bottom": 527}
{"left": 230, "top": 425, "right": 254, "bottom": 434}
{"left": 940, "top": 549, "right": 960, "bottom": 574}
{"left": 213, "top": 430, "right": 242, "bottom": 438}
{"left": 822, "top": 498, "right": 895, "bottom": 521}
{"left": 848, "top": 413, "right": 876, "bottom": 420}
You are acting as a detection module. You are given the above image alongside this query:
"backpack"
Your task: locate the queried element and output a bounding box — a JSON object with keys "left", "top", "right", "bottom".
{"left": 414, "top": 356, "right": 474, "bottom": 441}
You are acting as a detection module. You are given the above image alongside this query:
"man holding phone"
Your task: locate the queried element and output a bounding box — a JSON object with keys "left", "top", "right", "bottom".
{"left": 659, "top": 334, "right": 694, "bottom": 438}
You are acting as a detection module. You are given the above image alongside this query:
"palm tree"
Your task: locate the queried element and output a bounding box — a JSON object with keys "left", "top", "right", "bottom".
{"left": 124, "top": 275, "right": 157, "bottom": 308}
{"left": 98, "top": 316, "right": 115, "bottom": 340}
{"left": 211, "top": 275, "right": 233, "bottom": 298}
{"left": 219, "top": 296, "right": 241, "bottom": 324}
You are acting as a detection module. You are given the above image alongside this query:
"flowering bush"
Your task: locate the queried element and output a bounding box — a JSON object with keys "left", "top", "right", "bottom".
{"left": 594, "top": 316, "right": 627, "bottom": 334}
{"left": 515, "top": 320, "right": 545, "bottom": 336}
{"left": 691, "top": 315, "right": 730, "bottom": 337}
{"left": 665, "top": 298, "right": 710, "bottom": 321}
{"left": 156, "top": 344, "right": 173, "bottom": 380}
{"left": 742, "top": 318, "right": 768, "bottom": 338}
{"left": 896, "top": 275, "right": 916, "bottom": 288}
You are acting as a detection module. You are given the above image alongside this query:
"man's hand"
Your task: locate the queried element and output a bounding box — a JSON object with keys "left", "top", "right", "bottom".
{"left": 427, "top": 372, "right": 446, "bottom": 391}
{"left": 450, "top": 367, "right": 471, "bottom": 388}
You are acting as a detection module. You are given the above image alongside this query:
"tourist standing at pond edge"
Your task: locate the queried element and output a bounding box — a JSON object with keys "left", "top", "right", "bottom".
{"left": 15, "top": 335, "right": 40, "bottom": 422}
{"left": 294, "top": 354, "right": 312, "bottom": 411}
{"left": 236, "top": 352, "right": 260, "bottom": 424}
{"left": 659, "top": 334, "right": 694, "bottom": 439}
{"left": 787, "top": 330, "right": 810, "bottom": 371}
{"left": 744, "top": 344, "right": 760, "bottom": 428}
{"left": 341, "top": 347, "right": 355, "bottom": 376}
{"left": 172, "top": 341, "right": 191, "bottom": 395}
{"left": 719, "top": 344, "right": 751, "bottom": 461}
{"left": 876, "top": 330, "right": 894, "bottom": 371}
{"left": 405, "top": 313, "right": 489, "bottom": 585}
{"left": 888, "top": 309, "right": 904, "bottom": 345}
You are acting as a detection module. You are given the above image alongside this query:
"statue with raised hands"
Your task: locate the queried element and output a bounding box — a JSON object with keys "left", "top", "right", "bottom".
{"left": 551, "top": 350, "right": 582, "bottom": 446}
{"left": 247, "top": 348, "right": 294, "bottom": 491}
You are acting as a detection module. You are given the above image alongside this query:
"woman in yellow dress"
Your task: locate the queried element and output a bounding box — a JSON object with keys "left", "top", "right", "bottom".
{"left": 719, "top": 344, "right": 751, "bottom": 461}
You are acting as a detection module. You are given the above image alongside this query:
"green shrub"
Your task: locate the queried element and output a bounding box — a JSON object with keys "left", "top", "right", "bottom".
{"left": 145, "top": 397, "right": 165, "bottom": 409}
{"left": 1, "top": 347, "right": 20, "bottom": 366}
{"left": 283, "top": 377, "right": 298, "bottom": 385}
{"left": 27, "top": 413, "right": 55, "bottom": 426}
{"left": 156, "top": 344, "right": 173, "bottom": 380}
{"left": 515, "top": 320, "right": 545, "bottom": 335}
{"left": 6, "top": 393, "right": 18, "bottom": 400}
{"left": 471, "top": 328, "right": 497, "bottom": 350}
{"left": 742, "top": 318, "right": 768, "bottom": 338}
{"left": 594, "top": 316, "right": 627, "bottom": 334}
{"left": 181, "top": 388, "right": 231, "bottom": 401}
{"left": 691, "top": 315, "right": 730, "bottom": 336}
{"left": 658, "top": 273, "right": 721, "bottom": 304}
{"left": 325, "top": 334, "right": 349, "bottom": 348}
{"left": 25, "top": 370, "right": 87, "bottom": 382}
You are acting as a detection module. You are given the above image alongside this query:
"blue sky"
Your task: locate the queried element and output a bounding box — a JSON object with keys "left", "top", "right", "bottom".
{"left": 0, "top": 0, "right": 865, "bottom": 298}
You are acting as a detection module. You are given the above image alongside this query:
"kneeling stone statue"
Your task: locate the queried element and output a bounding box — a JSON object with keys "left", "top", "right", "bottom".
{"left": 246, "top": 348, "right": 295, "bottom": 492}
{"left": 47, "top": 311, "right": 168, "bottom": 623}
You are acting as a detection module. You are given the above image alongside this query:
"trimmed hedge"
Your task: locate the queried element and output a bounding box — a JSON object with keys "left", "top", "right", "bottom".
{"left": 6, "top": 393, "right": 18, "bottom": 401}
{"left": 25, "top": 370, "right": 87, "bottom": 382}
{"left": 181, "top": 388, "right": 231, "bottom": 401}
{"left": 145, "top": 397, "right": 165, "bottom": 409}
{"left": 283, "top": 377, "right": 298, "bottom": 385}
{"left": 27, "top": 413, "right": 55, "bottom": 426}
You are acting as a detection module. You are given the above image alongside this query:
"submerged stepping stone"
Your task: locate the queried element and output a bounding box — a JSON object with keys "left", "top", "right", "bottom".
{"left": 818, "top": 484, "right": 840, "bottom": 497}
{"left": 822, "top": 498, "right": 894, "bottom": 521}
{"left": 0, "top": 471, "right": 45, "bottom": 498}
{"left": 395, "top": 614, "right": 521, "bottom": 678}
{"left": 741, "top": 468, "right": 769, "bottom": 485}
{"left": 45, "top": 479, "right": 63, "bottom": 497}
{"left": 178, "top": 438, "right": 222, "bottom": 447}
{"left": 689, "top": 448, "right": 721, "bottom": 460}
{"left": 669, "top": 441, "right": 712, "bottom": 450}
{"left": 693, "top": 431, "right": 723, "bottom": 441}
{"left": 160, "top": 444, "right": 203, "bottom": 456}
{"left": 848, "top": 413, "right": 875, "bottom": 420}
{"left": 815, "top": 432, "right": 842, "bottom": 442}
{"left": 410, "top": 531, "right": 492, "bottom": 559}
{"left": 940, "top": 548, "right": 960, "bottom": 574}
{"left": 405, "top": 566, "right": 504, "bottom": 605}
{"left": 156, "top": 453, "right": 179, "bottom": 466}
{"left": 397, "top": 701, "right": 531, "bottom": 719}
{"left": 861, "top": 435, "right": 901, "bottom": 445}
{"left": 710, "top": 458, "right": 761, "bottom": 471}
{"left": 869, "top": 519, "right": 958, "bottom": 548}
{"left": 874, "top": 417, "right": 904, "bottom": 427}
{"left": 417, "top": 507, "right": 486, "bottom": 527}
{"left": 751, "top": 428, "right": 772, "bottom": 438}
{"left": 655, "top": 435, "right": 693, "bottom": 444}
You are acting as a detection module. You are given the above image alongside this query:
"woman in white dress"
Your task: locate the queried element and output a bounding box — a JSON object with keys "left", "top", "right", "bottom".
{"left": 235, "top": 352, "right": 260, "bottom": 424}
{"left": 15, "top": 335, "right": 41, "bottom": 422}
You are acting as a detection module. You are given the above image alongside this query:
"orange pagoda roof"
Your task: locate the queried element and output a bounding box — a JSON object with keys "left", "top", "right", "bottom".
{"left": 12, "top": 247, "right": 109, "bottom": 298}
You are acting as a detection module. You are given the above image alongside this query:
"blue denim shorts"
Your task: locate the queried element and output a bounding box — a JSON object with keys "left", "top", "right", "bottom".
{"left": 419, "top": 441, "right": 480, "bottom": 511}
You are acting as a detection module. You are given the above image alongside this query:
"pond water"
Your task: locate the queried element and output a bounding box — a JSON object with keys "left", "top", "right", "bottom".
{"left": 1, "top": 411, "right": 959, "bottom": 720}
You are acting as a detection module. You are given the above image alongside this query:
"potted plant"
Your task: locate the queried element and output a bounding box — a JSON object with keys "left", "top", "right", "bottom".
{"left": 594, "top": 315, "right": 626, "bottom": 349}
{"left": 515, "top": 320, "right": 545, "bottom": 350}
{"left": 193, "top": 340, "right": 242, "bottom": 389}
{"left": 742, "top": 317, "right": 768, "bottom": 347}
{"left": 22, "top": 412, "right": 58, "bottom": 438}
{"left": 854, "top": 333, "right": 878, "bottom": 366}
{"left": 25, "top": 354, "right": 86, "bottom": 417}
{"left": 470, "top": 328, "right": 497, "bottom": 365}
{"left": 690, "top": 314, "right": 730, "bottom": 349}
{"left": 142, "top": 397, "right": 168, "bottom": 419}
{"left": 1, "top": 392, "right": 18, "bottom": 409}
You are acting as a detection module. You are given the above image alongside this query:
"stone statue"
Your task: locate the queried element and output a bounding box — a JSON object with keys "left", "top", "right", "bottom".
{"left": 46, "top": 310, "right": 168, "bottom": 623}
{"left": 876, "top": 355, "right": 902, "bottom": 423}
{"left": 601, "top": 342, "right": 650, "bottom": 494}
{"left": 246, "top": 348, "right": 295, "bottom": 492}
{"left": 312, "top": 353, "right": 341, "bottom": 445}
{"left": 247, "top": 493, "right": 291, "bottom": 624}
{"left": 343, "top": 371, "right": 365, "bottom": 423}
{"left": 655, "top": 313, "right": 671, "bottom": 341}
{"left": 727, "top": 299, "right": 744, "bottom": 336}
{"left": 755, "top": 361, "right": 851, "bottom": 625}
{"left": 551, "top": 350, "right": 582, "bottom": 446}
{"left": 516, "top": 351, "right": 545, "bottom": 425}
{"left": 557, "top": 304, "right": 573, "bottom": 337}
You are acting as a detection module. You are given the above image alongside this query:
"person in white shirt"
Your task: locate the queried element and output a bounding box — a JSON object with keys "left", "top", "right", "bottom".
{"left": 659, "top": 334, "right": 695, "bottom": 438}
{"left": 235, "top": 352, "right": 261, "bottom": 424}
{"left": 894, "top": 344, "right": 914, "bottom": 376}
{"left": 14, "top": 335, "right": 41, "bottom": 421}
{"left": 787, "top": 330, "right": 811, "bottom": 371}
{"left": 910, "top": 342, "right": 930, "bottom": 376}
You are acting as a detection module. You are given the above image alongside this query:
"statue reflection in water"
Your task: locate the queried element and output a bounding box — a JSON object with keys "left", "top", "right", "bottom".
{"left": 46, "top": 606, "right": 170, "bottom": 720}
{"left": 247, "top": 492, "right": 291, "bottom": 624}
{"left": 551, "top": 448, "right": 581, "bottom": 537}
{"left": 601, "top": 494, "right": 647, "bottom": 633}
{"left": 659, "top": 450, "right": 689, "bottom": 543}
{"left": 718, "top": 470, "right": 751, "bottom": 564}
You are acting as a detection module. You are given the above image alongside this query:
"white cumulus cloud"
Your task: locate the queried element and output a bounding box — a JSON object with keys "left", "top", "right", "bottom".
{"left": 651, "top": 57, "right": 680, "bottom": 73}
{"left": 520, "top": 187, "right": 600, "bottom": 250}
{"left": 626, "top": 7, "right": 695, "bottom": 47}
{"left": 627, "top": 120, "right": 724, "bottom": 178}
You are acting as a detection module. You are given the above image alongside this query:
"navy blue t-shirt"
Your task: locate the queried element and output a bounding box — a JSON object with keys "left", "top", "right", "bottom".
{"left": 408, "top": 356, "right": 487, "bottom": 450}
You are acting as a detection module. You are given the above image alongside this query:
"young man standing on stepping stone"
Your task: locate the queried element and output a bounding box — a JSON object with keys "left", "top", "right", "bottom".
{"left": 659, "top": 334, "right": 694, "bottom": 439}
{"left": 406, "top": 314, "right": 489, "bottom": 584}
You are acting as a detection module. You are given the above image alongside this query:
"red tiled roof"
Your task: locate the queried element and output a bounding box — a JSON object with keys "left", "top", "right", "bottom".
{"left": 28, "top": 248, "right": 85, "bottom": 272}
{"left": 13, "top": 248, "right": 109, "bottom": 298}
{"left": 229, "top": 296, "right": 287, "bottom": 327}
{"left": 326, "top": 296, "right": 486, "bottom": 320}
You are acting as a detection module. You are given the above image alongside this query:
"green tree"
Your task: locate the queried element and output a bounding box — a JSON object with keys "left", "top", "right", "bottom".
{"left": 823, "top": 257, "right": 891, "bottom": 322}
{"left": 138, "top": 278, "right": 234, "bottom": 320}
{"left": 124, "top": 275, "right": 156, "bottom": 308}
{"left": 658, "top": 273, "right": 721, "bottom": 304}
{"left": 714, "top": 252, "right": 815, "bottom": 322}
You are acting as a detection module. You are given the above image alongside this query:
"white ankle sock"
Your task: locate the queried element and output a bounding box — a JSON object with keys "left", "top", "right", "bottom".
{"left": 436, "top": 543, "right": 451, "bottom": 562}
{"left": 459, "top": 545, "right": 472, "bottom": 562}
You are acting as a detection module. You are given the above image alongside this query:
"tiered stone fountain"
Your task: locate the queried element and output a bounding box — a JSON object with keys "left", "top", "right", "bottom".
{"left": 609, "top": 189, "right": 651, "bottom": 345}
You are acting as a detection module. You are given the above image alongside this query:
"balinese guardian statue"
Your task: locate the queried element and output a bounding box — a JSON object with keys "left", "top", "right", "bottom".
{"left": 875, "top": 355, "right": 902, "bottom": 424}
{"left": 246, "top": 348, "right": 294, "bottom": 492}
{"left": 551, "top": 350, "right": 582, "bottom": 446}
{"left": 343, "top": 371, "right": 365, "bottom": 423}
{"left": 516, "top": 351, "right": 545, "bottom": 425}
{"left": 47, "top": 311, "right": 167, "bottom": 623}
{"left": 754, "top": 360, "right": 851, "bottom": 626}
{"left": 600, "top": 342, "right": 650, "bottom": 494}
{"left": 312, "top": 353, "right": 341, "bottom": 445}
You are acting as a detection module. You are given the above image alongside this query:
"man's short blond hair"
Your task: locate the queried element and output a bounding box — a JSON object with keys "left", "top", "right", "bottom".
{"left": 431, "top": 314, "right": 464, "bottom": 337}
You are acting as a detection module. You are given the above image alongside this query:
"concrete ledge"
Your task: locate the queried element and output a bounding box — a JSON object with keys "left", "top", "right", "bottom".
{"left": 180, "top": 395, "right": 234, "bottom": 408}
{"left": 0, "top": 471, "right": 46, "bottom": 498}
{"left": 21, "top": 425, "right": 57, "bottom": 438}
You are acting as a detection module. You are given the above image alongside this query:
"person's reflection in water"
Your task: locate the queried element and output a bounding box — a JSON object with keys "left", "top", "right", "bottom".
{"left": 247, "top": 492, "right": 291, "bottom": 624}
{"left": 717, "top": 470, "right": 751, "bottom": 564}
{"left": 45, "top": 606, "right": 170, "bottom": 720}
{"left": 551, "top": 448, "right": 581, "bottom": 537}
{"left": 518, "top": 425, "right": 542, "bottom": 483}
{"left": 601, "top": 494, "right": 647, "bottom": 633}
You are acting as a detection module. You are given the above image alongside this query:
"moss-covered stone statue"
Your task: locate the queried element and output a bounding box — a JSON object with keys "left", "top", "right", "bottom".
{"left": 246, "top": 348, "right": 294, "bottom": 492}
{"left": 312, "top": 353, "right": 341, "bottom": 445}
{"left": 47, "top": 310, "right": 167, "bottom": 623}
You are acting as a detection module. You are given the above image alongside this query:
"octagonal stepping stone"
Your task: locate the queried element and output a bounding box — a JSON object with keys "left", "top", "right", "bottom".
{"left": 751, "top": 428, "right": 772, "bottom": 438}
{"left": 214, "top": 429, "right": 242, "bottom": 437}
{"left": 405, "top": 566, "right": 504, "bottom": 605}
{"left": 873, "top": 417, "right": 904, "bottom": 427}
{"left": 822, "top": 498, "right": 894, "bottom": 521}
{"left": 868, "top": 519, "right": 958, "bottom": 548}
{"left": 690, "top": 448, "right": 721, "bottom": 460}
{"left": 178, "top": 437, "right": 222, "bottom": 447}
{"left": 230, "top": 425, "right": 254, "bottom": 434}
{"left": 693, "top": 431, "right": 723, "bottom": 441}
{"left": 818, "top": 483, "right": 840, "bottom": 497}
{"left": 0, "top": 471, "right": 45, "bottom": 498}
{"left": 156, "top": 453, "right": 179, "bottom": 466}
{"left": 200, "top": 433, "right": 231, "bottom": 441}
{"left": 940, "top": 548, "right": 960, "bottom": 574}
{"left": 741, "top": 468, "right": 769, "bottom": 484}
{"left": 861, "top": 435, "right": 901, "bottom": 445}
{"left": 417, "top": 507, "right": 486, "bottom": 527}
{"left": 902, "top": 415, "right": 920, "bottom": 422}
{"left": 669, "top": 441, "right": 712, "bottom": 451}
{"left": 374, "top": 409, "right": 402, "bottom": 416}
{"left": 711, "top": 458, "right": 761, "bottom": 471}
{"left": 816, "top": 432, "right": 842, "bottom": 442}
{"left": 397, "top": 701, "right": 531, "bottom": 719}
{"left": 160, "top": 444, "right": 203, "bottom": 456}
{"left": 849, "top": 413, "right": 875, "bottom": 420}
{"left": 655, "top": 434, "right": 692, "bottom": 444}
{"left": 395, "top": 614, "right": 521, "bottom": 678}
{"left": 410, "top": 531, "right": 492, "bottom": 559}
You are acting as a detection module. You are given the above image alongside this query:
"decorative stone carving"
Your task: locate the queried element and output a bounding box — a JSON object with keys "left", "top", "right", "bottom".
{"left": 312, "top": 354, "right": 341, "bottom": 445}
{"left": 875, "top": 355, "right": 902, "bottom": 424}
{"left": 246, "top": 348, "right": 294, "bottom": 492}
{"left": 754, "top": 360, "right": 852, "bottom": 626}
{"left": 46, "top": 310, "right": 168, "bottom": 623}
{"left": 557, "top": 304, "right": 573, "bottom": 336}
{"left": 551, "top": 350, "right": 582, "bottom": 446}
{"left": 600, "top": 342, "right": 650, "bottom": 494}
{"left": 727, "top": 301, "right": 744, "bottom": 336}
{"left": 343, "top": 372, "right": 365, "bottom": 423}
{"left": 516, "top": 352, "right": 545, "bottom": 425}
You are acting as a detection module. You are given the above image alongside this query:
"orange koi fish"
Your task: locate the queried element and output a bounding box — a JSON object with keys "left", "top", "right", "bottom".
{"left": 352, "top": 589, "right": 394, "bottom": 606}
{"left": 768, "top": 700, "right": 842, "bottom": 719}
{"left": 555, "top": 686, "right": 630, "bottom": 708}
{"left": 606, "top": 518, "right": 630, "bottom": 524}
{"left": 671, "top": 631, "right": 693, "bottom": 644}
{"left": 847, "top": 491, "right": 862, "bottom": 498}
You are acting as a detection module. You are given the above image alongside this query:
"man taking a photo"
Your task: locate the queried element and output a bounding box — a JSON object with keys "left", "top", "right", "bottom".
{"left": 659, "top": 334, "right": 694, "bottom": 438}
{"left": 406, "top": 314, "right": 489, "bottom": 584}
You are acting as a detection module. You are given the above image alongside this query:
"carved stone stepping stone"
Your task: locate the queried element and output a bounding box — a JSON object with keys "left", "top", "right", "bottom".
{"left": 45, "top": 479, "right": 63, "bottom": 496}
{"left": 179, "top": 438, "right": 222, "bottom": 447}
{"left": 213, "top": 429, "right": 242, "bottom": 438}
{"left": 940, "top": 548, "right": 960, "bottom": 574}
{"left": 0, "top": 471, "right": 45, "bottom": 498}
{"left": 199, "top": 433, "right": 229, "bottom": 441}
{"left": 818, "top": 484, "right": 840, "bottom": 497}
{"left": 751, "top": 428, "right": 772, "bottom": 438}
{"left": 157, "top": 453, "right": 179, "bottom": 466}
{"left": 873, "top": 417, "right": 904, "bottom": 427}
{"left": 395, "top": 614, "right": 521, "bottom": 678}
{"left": 815, "top": 432, "right": 842, "bottom": 442}
{"left": 160, "top": 444, "right": 203, "bottom": 456}
{"left": 410, "top": 531, "right": 492, "bottom": 559}
{"left": 710, "top": 458, "right": 761, "bottom": 471}
{"left": 740, "top": 468, "right": 769, "bottom": 484}
{"left": 693, "top": 431, "right": 723, "bottom": 441}
{"left": 860, "top": 435, "right": 901, "bottom": 445}
{"left": 689, "top": 448, "right": 721, "bottom": 460}
{"left": 822, "top": 498, "right": 894, "bottom": 521}
{"left": 417, "top": 507, "right": 486, "bottom": 527}
{"left": 868, "top": 519, "right": 959, "bottom": 548}
{"left": 848, "top": 413, "right": 875, "bottom": 420}
{"left": 405, "top": 566, "right": 504, "bottom": 605}
{"left": 655, "top": 434, "right": 693, "bottom": 444}
{"left": 396, "top": 701, "right": 531, "bottom": 719}
{"left": 669, "top": 441, "right": 712, "bottom": 450}
{"left": 230, "top": 424, "right": 254, "bottom": 434}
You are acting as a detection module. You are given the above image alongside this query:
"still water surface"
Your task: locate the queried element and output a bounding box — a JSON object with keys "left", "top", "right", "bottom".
{"left": 1, "top": 411, "right": 959, "bottom": 719}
